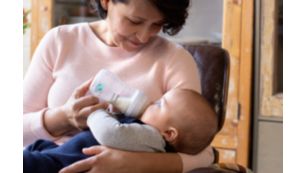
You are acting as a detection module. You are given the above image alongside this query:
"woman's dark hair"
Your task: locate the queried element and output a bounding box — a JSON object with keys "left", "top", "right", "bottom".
{"left": 91, "top": 0, "right": 190, "bottom": 36}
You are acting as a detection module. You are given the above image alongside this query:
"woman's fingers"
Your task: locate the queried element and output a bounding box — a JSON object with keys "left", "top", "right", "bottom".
{"left": 82, "top": 145, "right": 106, "bottom": 156}
{"left": 73, "top": 96, "right": 100, "bottom": 111}
{"left": 59, "top": 157, "right": 94, "bottom": 173}
{"left": 73, "top": 78, "right": 93, "bottom": 98}
{"left": 77, "top": 101, "right": 108, "bottom": 120}
{"left": 75, "top": 103, "right": 109, "bottom": 129}
{"left": 59, "top": 146, "right": 107, "bottom": 173}
{"left": 79, "top": 102, "right": 109, "bottom": 117}
{"left": 60, "top": 146, "right": 106, "bottom": 173}
{"left": 63, "top": 78, "right": 110, "bottom": 130}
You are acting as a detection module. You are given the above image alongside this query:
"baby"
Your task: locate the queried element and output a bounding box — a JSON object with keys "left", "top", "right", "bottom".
{"left": 89, "top": 88, "right": 218, "bottom": 154}
{"left": 23, "top": 89, "right": 217, "bottom": 173}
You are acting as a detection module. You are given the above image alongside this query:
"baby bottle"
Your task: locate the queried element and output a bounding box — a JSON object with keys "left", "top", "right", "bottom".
{"left": 89, "top": 69, "right": 148, "bottom": 117}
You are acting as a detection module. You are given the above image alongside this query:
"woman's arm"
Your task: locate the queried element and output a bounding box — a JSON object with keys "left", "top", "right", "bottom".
{"left": 23, "top": 28, "right": 60, "bottom": 145}
{"left": 164, "top": 46, "right": 201, "bottom": 94}
{"left": 60, "top": 145, "right": 182, "bottom": 173}
{"left": 24, "top": 78, "right": 104, "bottom": 145}
{"left": 23, "top": 27, "right": 106, "bottom": 145}
{"left": 43, "top": 79, "right": 108, "bottom": 137}
{"left": 60, "top": 145, "right": 214, "bottom": 173}
{"left": 179, "top": 145, "right": 215, "bottom": 172}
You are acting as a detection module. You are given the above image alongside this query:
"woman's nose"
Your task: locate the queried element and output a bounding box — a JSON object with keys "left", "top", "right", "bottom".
{"left": 136, "top": 27, "right": 154, "bottom": 43}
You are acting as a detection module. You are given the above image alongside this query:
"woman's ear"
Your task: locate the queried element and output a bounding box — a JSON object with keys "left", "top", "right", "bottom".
{"left": 162, "top": 127, "right": 178, "bottom": 143}
{"left": 100, "top": 0, "right": 110, "bottom": 10}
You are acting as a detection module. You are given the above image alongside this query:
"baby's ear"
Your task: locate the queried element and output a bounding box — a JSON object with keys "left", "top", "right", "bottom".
{"left": 162, "top": 127, "right": 178, "bottom": 143}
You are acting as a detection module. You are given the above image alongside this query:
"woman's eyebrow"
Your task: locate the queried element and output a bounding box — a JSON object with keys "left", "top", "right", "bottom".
{"left": 131, "top": 16, "right": 145, "bottom": 20}
{"left": 131, "top": 16, "right": 164, "bottom": 23}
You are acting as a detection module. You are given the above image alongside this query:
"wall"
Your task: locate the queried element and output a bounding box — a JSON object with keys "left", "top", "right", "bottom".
{"left": 161, "top": 0, "right": 223, "bottom": 43}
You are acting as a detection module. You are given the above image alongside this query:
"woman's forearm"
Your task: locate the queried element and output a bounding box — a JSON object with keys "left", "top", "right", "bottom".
{"left": 43, "top": 107, "right": 75, "bottom": 137}
{"left": 133, "top": 146, "right": 214, "bottom": 173}
{"left": 179, "top": 145, "right": 215, "bottom": 173}
{"left": 23, "top": 109, "right": 57, "bottom": 146}
{"left": 125, "top": 152, "right": 183, "bottom": 173}
{"left": 59, "top": 145, "right": 183, "bottom": 173}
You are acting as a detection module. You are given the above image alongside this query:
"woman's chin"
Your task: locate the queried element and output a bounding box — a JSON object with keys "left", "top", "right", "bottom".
{"left": 122, "top": 43, "right": 142, "bottom": 52}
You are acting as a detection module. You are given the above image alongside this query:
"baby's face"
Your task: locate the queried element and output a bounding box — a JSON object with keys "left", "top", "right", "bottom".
{"left": 141, "top": 90, "right": 185, "bottom": 132}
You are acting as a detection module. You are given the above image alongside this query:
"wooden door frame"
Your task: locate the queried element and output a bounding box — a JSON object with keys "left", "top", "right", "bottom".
{"left": 252, "top": 0, "right": 283, "bottom": 170}
{"left": 222, "top": 0, "right": 254, "bottom": 166}
{"left": 30, "top": 0, "right": 54, "bottom": 57}
{"left": 259, "top": 0, "right": 283, "bottom": 117}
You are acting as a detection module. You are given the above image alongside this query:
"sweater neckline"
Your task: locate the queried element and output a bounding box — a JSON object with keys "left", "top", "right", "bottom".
{"left": 84, "top": 22, "right": 140, "bottom": 58}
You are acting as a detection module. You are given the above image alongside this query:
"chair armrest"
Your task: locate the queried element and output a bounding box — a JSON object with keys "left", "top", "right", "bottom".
{"left": 187, "top": 163, "right": 253, "bottom": 173}
{"left": 188, "top": 167, "right": 234, "bottom": 173}
{"left": 187, "top": 148, "right": 251, "bottom": 173}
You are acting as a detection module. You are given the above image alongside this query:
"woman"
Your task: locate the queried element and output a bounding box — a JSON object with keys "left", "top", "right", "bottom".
{"left": 23, "top": 0, "right": 215, "bottom": 172}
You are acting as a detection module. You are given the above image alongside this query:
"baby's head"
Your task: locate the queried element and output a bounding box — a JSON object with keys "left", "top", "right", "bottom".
{"left": 141, "top": 89, "right": 218, "bottom": 154}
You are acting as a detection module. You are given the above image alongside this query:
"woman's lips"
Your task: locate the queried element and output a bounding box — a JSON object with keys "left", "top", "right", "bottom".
{"left": 129, "top": 40, "right": 142, "bottom": 47}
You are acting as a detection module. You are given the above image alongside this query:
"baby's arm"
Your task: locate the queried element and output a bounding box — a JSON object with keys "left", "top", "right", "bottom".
{"left": 87, "top": 110, "right": 165, "bottom": 152}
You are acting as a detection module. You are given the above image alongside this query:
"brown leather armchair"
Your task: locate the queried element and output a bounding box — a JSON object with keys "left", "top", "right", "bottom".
{"left": 182, "top": 44, "right": 251, "bottom": 173}
{"left": 183, "top": 44, "right": 229, "bottom": 133}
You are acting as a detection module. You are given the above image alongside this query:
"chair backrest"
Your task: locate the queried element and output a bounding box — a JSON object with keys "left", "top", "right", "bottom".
{"left": 182, "top": 44, "right": 230, "bottom": 132}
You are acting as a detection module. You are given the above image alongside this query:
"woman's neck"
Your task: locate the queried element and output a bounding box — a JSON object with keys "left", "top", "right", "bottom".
{"left": 89, "top": 20, "right": 116, "bottom": 47}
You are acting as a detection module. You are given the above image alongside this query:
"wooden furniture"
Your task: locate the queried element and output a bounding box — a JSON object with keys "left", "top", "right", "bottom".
{"left": 31, "top": 0, "right": 99, "bottom": 56}
{"left": 183, "top": 44, "right": 230, "bottom": 133}
{"left": 215, "top": 0, "right": 254, "bottom": 166}
{"left": 183, "top": 43, "right": 251, "bottom": 173}
{"left": 252, "top": 0, "right": 283, "bottom": 172}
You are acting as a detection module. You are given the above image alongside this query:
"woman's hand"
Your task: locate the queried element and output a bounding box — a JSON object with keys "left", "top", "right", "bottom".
{"left": 61, "top": 79, "right": 108, "bottom": 130}
{"left": 43, "top": 79, "right": 109, "bottom": 137}
{"left": 60, "top": 146, "right": 182, "bottom": 173}
{"left": 59, "top": 146, "right": 126, "bottom": 173}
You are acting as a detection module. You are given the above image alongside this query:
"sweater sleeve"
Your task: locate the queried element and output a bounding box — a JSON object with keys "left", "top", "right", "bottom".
{"left": 164, "top": 46, "right": 201, "bottom": 94}
{"left": 23, "top": 27, "right": 59, "bottom": 146}
{"left": 87, "top": 110, "right": 165, "bottom": 152}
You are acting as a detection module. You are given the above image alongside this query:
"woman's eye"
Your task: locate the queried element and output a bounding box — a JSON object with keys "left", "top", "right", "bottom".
{"left": 128, "top": 19, "right": 142, "bottom": 25}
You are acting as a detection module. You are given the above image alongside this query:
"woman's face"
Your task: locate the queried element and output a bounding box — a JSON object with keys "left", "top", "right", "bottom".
{"left": 104, "top": 0, "right": 164, "bottom": 51}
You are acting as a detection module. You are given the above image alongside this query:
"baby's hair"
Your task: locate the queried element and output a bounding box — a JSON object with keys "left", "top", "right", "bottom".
{"left": 171, "top": 89, "right": 218, "bottom": 154}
